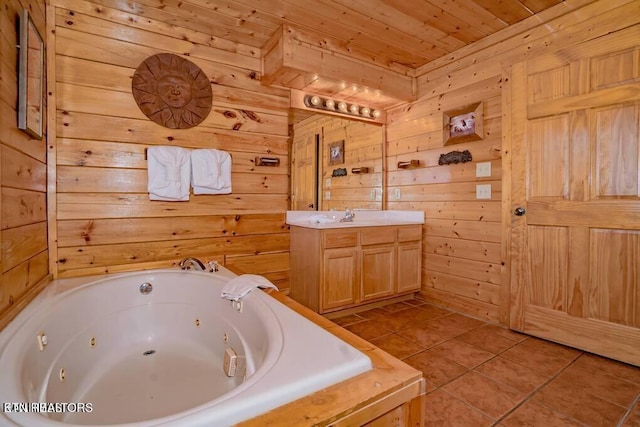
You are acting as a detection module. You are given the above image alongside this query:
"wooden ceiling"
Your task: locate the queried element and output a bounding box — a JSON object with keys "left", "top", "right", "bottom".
{"left": 99, "top": 0, "right": 566, "bottom": 110}
{"left": 157, "top": 0, "right": 564, "bottom": 69}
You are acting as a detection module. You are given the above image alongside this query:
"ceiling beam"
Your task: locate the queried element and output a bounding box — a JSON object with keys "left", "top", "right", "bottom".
{"left": 262, "top": 25, "right": 416, "bottom": 105}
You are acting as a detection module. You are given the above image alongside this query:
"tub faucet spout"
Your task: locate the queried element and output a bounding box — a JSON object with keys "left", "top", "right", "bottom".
{"left": 179, "top": 257, "right": 207, "bottom": 271}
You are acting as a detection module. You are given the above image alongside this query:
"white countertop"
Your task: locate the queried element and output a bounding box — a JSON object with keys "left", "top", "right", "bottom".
{"left": 286, "top": 210, "right": 424, "bottom": 229}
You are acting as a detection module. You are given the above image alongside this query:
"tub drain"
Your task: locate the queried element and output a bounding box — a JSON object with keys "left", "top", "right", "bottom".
{"left": 143, "top": 350, "right": 156, "bottom": 356}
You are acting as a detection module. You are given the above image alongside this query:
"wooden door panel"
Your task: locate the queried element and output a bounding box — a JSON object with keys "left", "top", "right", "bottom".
{"left": 594, "top": 105, "right": 639, "bottom": 197}
{"left": 591, "top": 47, "right": 640, "bottom": 91}
{"left": 510, "top": 30, "right": 640, "bottom": 366}
{"left": 527, "top": 226, "right": 568, "bottom": 311}
{"left": 528, "top": 116, "right": 569, "bottom": 198}
{"left": 589, "top": 229, "right": 640, "bottom": 327}
{"left": 527, "top": 65, "right": 571, "bottom": 103}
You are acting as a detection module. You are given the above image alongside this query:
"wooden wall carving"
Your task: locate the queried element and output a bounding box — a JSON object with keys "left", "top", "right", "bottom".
{"left": 132, "top": 53, "right": 212, "bottom": 129}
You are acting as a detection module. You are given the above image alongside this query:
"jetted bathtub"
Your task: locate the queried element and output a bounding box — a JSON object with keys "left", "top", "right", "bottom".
{"left": 0, "top": 267, "right": 372, "bottom": 426}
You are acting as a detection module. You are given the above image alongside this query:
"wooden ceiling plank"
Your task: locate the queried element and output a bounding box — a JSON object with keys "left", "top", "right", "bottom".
{"left": 424, "top": 0, "right": 511, "bottom": 33}
{"left": 471, "top": 0, "right": 537, "bottom": 24}
{"left": 380, "top": 0, "right": 489, "bottom": 44}
{"left": 180, "top": 0, "right": 285, "bottom": 29}
{"left": 522, "top": 0, "right": 565, "bottom": 13}
{"left": 329, "top": 0, "right": 466, "bottom": 52}
{"left": 417, "top": 0, "right": 597, "bottom": 75}
{"left": 235, "top": 0, "right": 455, "bottom": 66}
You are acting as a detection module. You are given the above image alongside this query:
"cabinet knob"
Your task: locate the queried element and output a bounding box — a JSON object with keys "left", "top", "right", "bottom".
{"left": 514, "top": 207, "right": 526, "bottom": 216}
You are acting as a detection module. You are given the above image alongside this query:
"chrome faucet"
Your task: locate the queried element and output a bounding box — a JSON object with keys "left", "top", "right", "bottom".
{"left": 340, "top": 208, "right": 356, "bottom": 222}
{"left": 179, "top": 257, "right": 207, "bottom": 271}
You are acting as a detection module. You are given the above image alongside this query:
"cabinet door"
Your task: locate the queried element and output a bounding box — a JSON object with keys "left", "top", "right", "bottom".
{"left": 361, "top": 245, "right": 395, "bottom": 301}
{"left": 322, "top": 248, "right": 359, "bottom": 312}
{"left": 397, "top": 242, "right": 421, "bottom": 293}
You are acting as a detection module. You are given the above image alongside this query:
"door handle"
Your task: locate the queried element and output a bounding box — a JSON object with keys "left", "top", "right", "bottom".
{"left": 308, "top": 203, "right": 314, "bottom": 208}
{"left": 514, "top": 207, "right": 526, "bottom": 216}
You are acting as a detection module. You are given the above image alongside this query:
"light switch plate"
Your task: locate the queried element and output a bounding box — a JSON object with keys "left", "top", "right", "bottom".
{"left": 325, "top": 191, "right": 331, "bottom": 200}
{"left": 370, "top": 189, "right": 376, "bottom": 200}
{"left": 325, "top": 178, "right": 331, "bottom": 188}
{"left": 476, "top": 184, "right": 491, "bottom": 199}
{"left": 476, "top": 162, "right": 491, "bottom": 177}
{"left": 394, "top": 188, "right": 401, "bottom": 200}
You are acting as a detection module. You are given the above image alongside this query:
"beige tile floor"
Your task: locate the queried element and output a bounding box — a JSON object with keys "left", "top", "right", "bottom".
{"left": 331, "top": 299, "right": 640, "bottom": 427}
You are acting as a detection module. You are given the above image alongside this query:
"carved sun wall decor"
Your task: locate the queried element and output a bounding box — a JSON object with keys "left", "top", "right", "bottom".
{"left": 132, "top": 53, "right": 212, "bottom": 129}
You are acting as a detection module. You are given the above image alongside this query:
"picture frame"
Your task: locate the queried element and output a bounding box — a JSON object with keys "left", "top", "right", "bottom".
{"left": 328, "top": 140, "right": 345, "bottom": 165}
{"left": 443, "top": 102, "right": 483, "bottom": 146}
{"left": 17, "top": 9, "right": 44, "bottom": 139}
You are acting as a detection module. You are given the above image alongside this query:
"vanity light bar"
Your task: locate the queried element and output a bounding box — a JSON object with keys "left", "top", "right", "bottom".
{"left": 303, "top": 95, "right": 382, "bottom": 121}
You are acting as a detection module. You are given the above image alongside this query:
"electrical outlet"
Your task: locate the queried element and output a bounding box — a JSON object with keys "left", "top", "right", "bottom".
{"left": 476, "top": 162, "right": 492, "bottom": 177}
{"left": 476, "top": 184, "right": 492, "bottom": 199}
{"left": 325, "top": 191, "right": 331, "bottom": 200}
{"left": 394, "top": 188, "right": 401, "bottom": 200}
{"left": 370, "top": 189, "right": 376, "bottom": 200}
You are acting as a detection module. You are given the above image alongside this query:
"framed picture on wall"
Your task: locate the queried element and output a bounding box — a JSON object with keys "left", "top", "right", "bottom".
{"left": 443, "top": 102, "right": 483, "bottom": 145}
{"left": 17, "top": 9, "right": 44, "bottom": 139}
{"left": 328, "top": 140, "right": 344, "bottom": 165}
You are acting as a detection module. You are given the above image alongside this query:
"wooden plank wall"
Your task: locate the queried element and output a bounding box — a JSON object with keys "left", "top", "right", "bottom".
{"left": 293, "top": 114, "right": 384, "bottom": 211}
{"left": 0, "top": 0, "right": 50, "bottom": 330}
{"left": 387, "top": 0, "right": 640, "bottom": 324}
{"left": 49, "top": 0, "right": 291, "bottom": 289}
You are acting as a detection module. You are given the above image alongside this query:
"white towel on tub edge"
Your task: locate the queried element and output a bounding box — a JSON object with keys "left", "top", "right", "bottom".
{"left": 221, "top": 274, "right": 279, "bottom": 301}
{"left": 147, "top": 146, "right": 191, "bottom": 201}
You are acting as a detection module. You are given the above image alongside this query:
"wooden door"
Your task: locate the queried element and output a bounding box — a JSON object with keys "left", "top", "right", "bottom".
{"left": 510, "top": 28, "right": 640, "bottom": 366}
{"left": 291, "top": 133, "right": 318, "bottom": 210}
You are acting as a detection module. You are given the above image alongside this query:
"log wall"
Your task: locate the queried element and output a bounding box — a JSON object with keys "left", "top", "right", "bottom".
{"left": 387, "top": 0, "right": 640, "bottom": 324}
{"left": 48, "top": 0, "right": 291, "bottom": 289}
{"left": 0, "top": 0, "right": 50, "bottom": 330}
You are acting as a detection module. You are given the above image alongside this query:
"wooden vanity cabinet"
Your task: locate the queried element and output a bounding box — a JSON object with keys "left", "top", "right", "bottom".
{"left": 290, "top": 224, "right": 422, "bottom": 314}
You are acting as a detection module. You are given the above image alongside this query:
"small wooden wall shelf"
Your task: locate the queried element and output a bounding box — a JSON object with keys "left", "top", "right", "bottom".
{"left": 351, "top": 167, "right": 370, "bottom": 174}
{"left": 255, "top": 156, "right": 280, "bottom": 166}
{"left": 397, "top": 160, "right": 420, "bottom": 169}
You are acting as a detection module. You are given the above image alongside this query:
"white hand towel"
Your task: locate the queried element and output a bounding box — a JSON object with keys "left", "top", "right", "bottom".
{"left": 147, "top": 146, "right": 191, "bottom": 201}
{"left": 221, "top": 274, "right": 279, "bottom": 301}
{"left": 191, "top": 149, "right": 232, "bottom": 195}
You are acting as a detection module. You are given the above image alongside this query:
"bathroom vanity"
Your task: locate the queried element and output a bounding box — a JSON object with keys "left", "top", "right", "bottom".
{"left": 287, "top": 211, "right": 424, "bottom": 314}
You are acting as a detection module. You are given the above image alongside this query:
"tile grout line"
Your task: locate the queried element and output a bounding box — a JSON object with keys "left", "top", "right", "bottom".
{"left": 616, "top": 391, "right": 640, "bottom": 427}
{"left": 491, "top": 352, "right": 587, "bottom": 426}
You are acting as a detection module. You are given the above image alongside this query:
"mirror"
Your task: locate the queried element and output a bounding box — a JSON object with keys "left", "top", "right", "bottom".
{"left": 291, "top": 111, "right": 384, "bottom": 211}
{"left": 17, "top": 9, "right": 44, "bottom": 139}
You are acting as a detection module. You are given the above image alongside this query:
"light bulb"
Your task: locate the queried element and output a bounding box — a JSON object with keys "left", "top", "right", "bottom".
{"left": 371, "top": 109, "right": 381, "bottom": 118}
{"left": 349, "top": 104, "right": 359, "bottom": 114}
{"left": 360, "top": 107, "right": 371, "bottom": 117}
{"left": 310, "top": 95, "right": 321, "bottom": 106}
{"left": 325, "top": 99, "right": 335, "bottom": 109}
{"left": 338, "top": 102, "right": 348, "bottom": 112}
